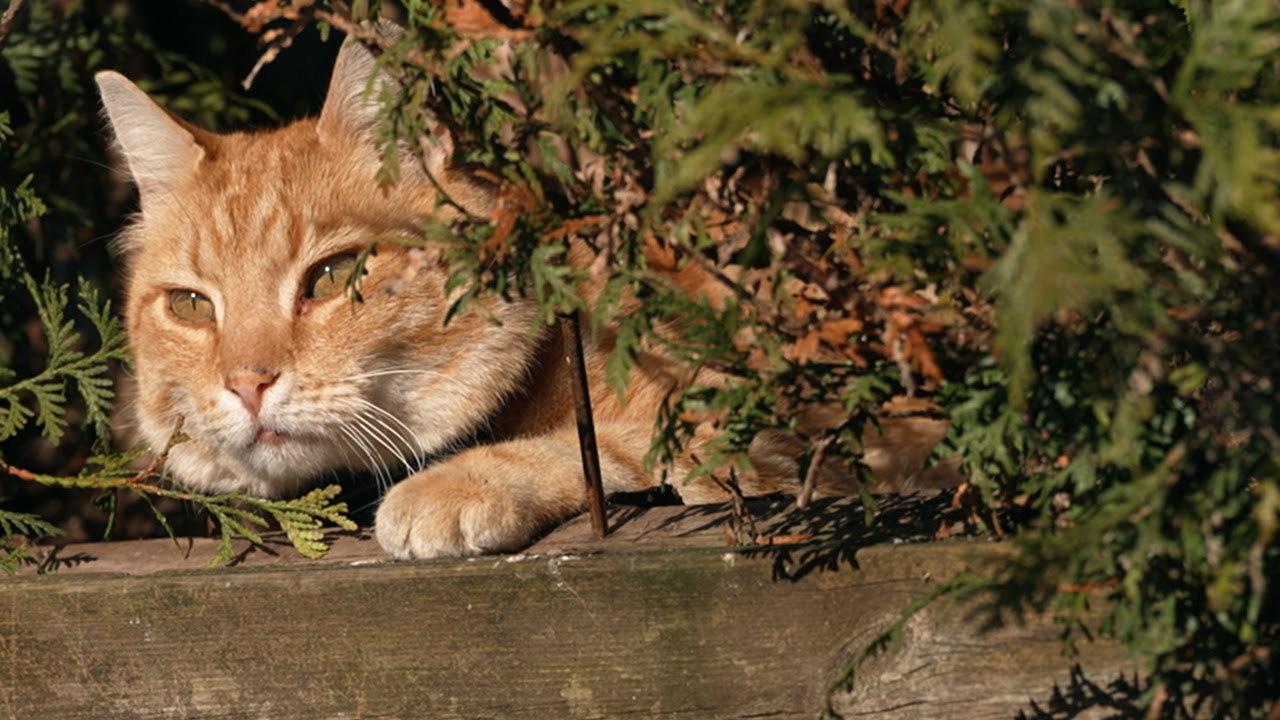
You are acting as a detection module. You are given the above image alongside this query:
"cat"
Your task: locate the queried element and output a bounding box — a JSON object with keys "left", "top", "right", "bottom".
{"left": 97, "top": 30, "right": 957, "bottom": 559}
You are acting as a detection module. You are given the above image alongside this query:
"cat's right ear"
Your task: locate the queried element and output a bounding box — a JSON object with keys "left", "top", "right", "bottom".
{"left": 95, "top": 71, "right": 208, "bottom": 207}
{"left": 317, "top": 24, "right": 452, "bottom": 179}
{"left": 317, "top": 32, "right": 393, "bottom": 142}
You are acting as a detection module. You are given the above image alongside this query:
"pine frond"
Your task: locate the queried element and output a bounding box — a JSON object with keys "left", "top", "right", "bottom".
{"left": 0, "top": 272, "right": 129, "bottom": 445}
{"left": 0, "top": 507, "right": 64, "bottom": 540}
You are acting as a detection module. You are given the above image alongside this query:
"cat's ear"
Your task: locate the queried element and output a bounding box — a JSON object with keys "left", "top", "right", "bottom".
{"left": 317, "top": 23, "right": 451, "bottom": 177}
{"left": 317, "top": 29, "right": 395, "bottom": 141}
{"left": 95, "top": 71, "right": 209, "bottom": 205}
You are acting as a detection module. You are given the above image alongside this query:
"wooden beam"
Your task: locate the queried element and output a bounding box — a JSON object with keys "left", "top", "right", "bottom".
{"left": 1, "top": 502, "right": 1134, "bottom": 719}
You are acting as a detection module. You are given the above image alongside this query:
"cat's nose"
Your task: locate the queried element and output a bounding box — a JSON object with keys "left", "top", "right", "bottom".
{"left": 225, "top": 367, "right": 279, "bottom": 416}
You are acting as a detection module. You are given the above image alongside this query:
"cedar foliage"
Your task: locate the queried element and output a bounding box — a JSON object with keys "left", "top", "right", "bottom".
{"left": 0, "top": 0, "right": 1277, "bottom": 715}
{"left": 250, "top": 1, "right": 1271, "bottom": 714}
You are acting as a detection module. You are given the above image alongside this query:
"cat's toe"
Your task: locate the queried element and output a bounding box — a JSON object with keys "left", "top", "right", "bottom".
{"left": 372, "top": 483, "right": 425, "bottom": 559}
{"left": 374, "top": 479, "right": 470, "bottom": 559}
{"left": 373, "top": 472, "right": 532, "bottom": 559}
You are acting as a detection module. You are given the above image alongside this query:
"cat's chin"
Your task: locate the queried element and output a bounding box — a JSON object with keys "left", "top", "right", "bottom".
{"left": 239, "top": 434, "right": 336, "bottom": 478}
{"left": 165, "top": 432, "right": 342, "bottom": 498}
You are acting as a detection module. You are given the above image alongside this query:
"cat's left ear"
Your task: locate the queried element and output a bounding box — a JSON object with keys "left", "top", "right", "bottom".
{"left": 317, "top": 23, "right": 452, "bottom": 178}
{"left": 95, "top": 71, "right": 210, "bottom": 208}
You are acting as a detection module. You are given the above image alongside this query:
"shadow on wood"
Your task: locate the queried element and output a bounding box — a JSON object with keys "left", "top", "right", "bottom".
{"left": 2, "top": 498, "right": 1135, "bottom": 719}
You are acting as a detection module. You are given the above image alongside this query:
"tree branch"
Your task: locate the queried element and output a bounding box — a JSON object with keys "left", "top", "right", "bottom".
{"left": 0, "top": 0, "right": 26, "bottom": 49}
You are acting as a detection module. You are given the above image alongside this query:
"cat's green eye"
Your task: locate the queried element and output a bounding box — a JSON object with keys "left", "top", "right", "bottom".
{"left": 168, "top": 289, "right": 215, "bottom": 323}
{"left": 305, "top": 253, "right": 360, "bottom": 301}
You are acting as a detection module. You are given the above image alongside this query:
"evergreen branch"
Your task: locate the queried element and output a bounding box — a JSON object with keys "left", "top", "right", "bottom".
{"left": 0, "top": 541, "right": 37, "bottom": 574}
{"left": 0, "top": 418, "right": 354, "bottom": 567}
{"left": 0, "top": 273, "right": 129, "bottom": 445}
{"left": 0, "top": 507, "right": 62, "bottom": 540}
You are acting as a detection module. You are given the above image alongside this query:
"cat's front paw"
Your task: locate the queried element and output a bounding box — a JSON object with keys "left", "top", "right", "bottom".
{"left": 374, "top": 468, "right": 535, "bottom": 559}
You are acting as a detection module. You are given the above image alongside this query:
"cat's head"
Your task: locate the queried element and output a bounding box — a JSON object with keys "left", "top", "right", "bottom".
{"left": 98, "top": 31, "right": 538, "bottom": 496}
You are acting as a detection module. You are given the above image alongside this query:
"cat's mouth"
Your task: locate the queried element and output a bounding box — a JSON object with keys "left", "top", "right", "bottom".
{"left": 248, "top": 424, "right": 325, "bottom": 451}
{"left": 254, "top": 427, "right": 289, "bottom": 445}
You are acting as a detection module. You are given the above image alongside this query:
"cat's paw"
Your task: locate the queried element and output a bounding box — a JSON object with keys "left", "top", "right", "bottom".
{"left": 374, "top": 469, "right": 535, "bottom": 559}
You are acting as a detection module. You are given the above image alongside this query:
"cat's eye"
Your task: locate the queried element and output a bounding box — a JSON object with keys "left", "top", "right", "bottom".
{"left": 305, "top": 253, "right": 360, "bottom": 301}
{"left": 168, "top": 289, "right": 215, "bottom": 323}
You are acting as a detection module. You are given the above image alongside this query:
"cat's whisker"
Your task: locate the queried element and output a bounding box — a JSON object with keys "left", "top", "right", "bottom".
{"left": 309, "top": 407, "right": 414, "bottom": 500}
{"left": 290, "top": 406, "right": 402, "bottom": 495}
{"left": 358, "top": 428, "right": 397, "bottom": 496}
{"left": 341, "top": 368, "right": 448, "bottom": 382}
{"left": 327, "top": 425, "right": 386, "bottom": 498}
{"left": 335, "top": 423, "right": 391, "bottom": 494}
{"left": 351, "top": 397, "right": 427, "bottom": 469}
{"left": 328, "top": 430, "right": 359, "bottom": 474}
{"left": 359, "top": 411, "right": 423, "bottom": 475}
{"left": 352, "top": 410, "right": 416, "bottom": 477}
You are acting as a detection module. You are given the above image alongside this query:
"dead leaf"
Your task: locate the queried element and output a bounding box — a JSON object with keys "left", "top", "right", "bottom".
{"left": 816, "top": 318, "right": 864, "bottom": 345}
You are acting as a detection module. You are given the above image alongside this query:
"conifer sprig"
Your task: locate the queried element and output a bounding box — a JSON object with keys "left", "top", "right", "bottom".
{"left": 0, "top": 274, "right": 129, "bottom": 446}
{"left": 0, "top": 440, "right": 357, "bottom": 570}
{"left": 0, "top": 507, "right": 63, "bottom": 573}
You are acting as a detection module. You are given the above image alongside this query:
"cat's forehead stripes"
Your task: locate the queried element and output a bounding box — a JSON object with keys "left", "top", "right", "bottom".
{"left": 194, "top": 131, "right": 304, "bottom": 257}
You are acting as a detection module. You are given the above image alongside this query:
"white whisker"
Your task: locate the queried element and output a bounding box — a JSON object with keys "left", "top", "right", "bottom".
{"left": 353, "top": 411, "right": 416, "bottom": 477}
{"left": 336, "top": 423, "right": 391, "bottom": 494}
{"left": 341, "top": 367, "right": 448, "bottom": 382}
{"left": 352, "top": 397, "right": 427, "bottom": 470}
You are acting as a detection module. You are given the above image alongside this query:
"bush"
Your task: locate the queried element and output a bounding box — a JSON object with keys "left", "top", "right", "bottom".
{"left": 3, "top": 1, "right": 1278, "bottom": 715}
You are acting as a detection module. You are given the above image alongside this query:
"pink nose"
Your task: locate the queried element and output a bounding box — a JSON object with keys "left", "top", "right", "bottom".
{"left": 225, "top": 367, "right": 279, "bottom": 416}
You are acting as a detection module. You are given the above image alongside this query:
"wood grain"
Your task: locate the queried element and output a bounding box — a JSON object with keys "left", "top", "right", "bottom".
{"left": 2, "top": 501, "right": 1136, "bottom": 719}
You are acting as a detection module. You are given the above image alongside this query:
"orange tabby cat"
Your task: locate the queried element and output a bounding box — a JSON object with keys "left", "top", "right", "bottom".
{"left": 97, "top": 32, "right": 954, "bottom": 559}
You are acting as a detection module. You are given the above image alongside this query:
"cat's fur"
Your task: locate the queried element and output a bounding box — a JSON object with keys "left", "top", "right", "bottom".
{"left": 98, "top": 32, "right": 955, "bottom": 559}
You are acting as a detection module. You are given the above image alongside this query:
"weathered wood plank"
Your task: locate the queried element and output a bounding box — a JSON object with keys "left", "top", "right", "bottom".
{"left": 1, "top": 501, "right": 1134, "bottom": 719}
{"left": 25, "top": 500, "right": 743, "bottom": 576}
{"left": 827, "top": 592, "right": 1136, "bottom": 719}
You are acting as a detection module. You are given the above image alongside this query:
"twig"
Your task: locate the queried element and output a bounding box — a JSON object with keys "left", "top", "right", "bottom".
{"left": 890, "top": 330, "right": 917, "bottom": 397}
{"left": 710, "top": 467, "right": 757, "bottom": 544}
{"left": 203, "top": 0, "right": 245, "bottom": 24}
{"left": 559, "top": 311, "right": 608, "bottom": 538}
{"left": 0, "top": 461, "right": 205, "bottom": 503}
{"left": 0, "top": 0, "right": 25, "bottom": 48}
{"left": 415, "top": 141, "right": 488, "bottom": 222}
{"left": 1144, "top": 683, "right": 1167, "bottom": 720}
{"left": 242, "top": 21, "right": 309, "bottom": 90}
{"left": 314, "top": 2, "right": 394, "bottom": 49}
{"left": 125, "top": 416, "right": 185, "bottom": 485}
{"left": 795, "top": 435, "right": 833, "bottom": 509}
{"left": 0, "top": 420, "right": 203, "bottom": 502}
